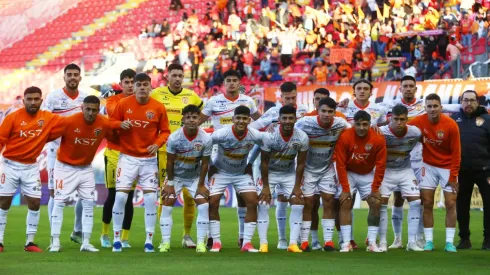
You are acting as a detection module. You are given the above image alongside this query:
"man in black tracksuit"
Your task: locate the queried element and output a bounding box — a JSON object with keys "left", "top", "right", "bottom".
{"left": 450, "top": 90, "right": 490, "bottom": 250}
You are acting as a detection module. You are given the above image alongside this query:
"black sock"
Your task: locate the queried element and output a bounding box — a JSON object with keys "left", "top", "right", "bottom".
{"left": 122, "top": 190, "right": 134, "bottom": 230}
{"left": 102, "top": 188, "right": 116, "bottom": 224}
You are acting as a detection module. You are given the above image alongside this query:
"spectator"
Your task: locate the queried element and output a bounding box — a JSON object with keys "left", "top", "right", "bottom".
{"left": 259, "top": 55, "right": 271, "bottom": 81}
{"left": 337, "top": 59, "right": 353, "bottom": 82}
{"left": 360, "top": 47, "right": 376, "bottom": 82}
{"left": 242, "top": 48, "right": 254, "bottom": 78}
{"left": 294, "top": 24, "right": 306, "bottom": 51}
{"left": 161, "top": 19, "right": 170, "bottom": 35}
{"left": 228, "top": 10, "right": 242, "bottom": 41}
{"left": 311, "top": 60, "right": 327, "bottom": 84}
{"left": 446, "top": 35, "right": 463, "bottom": 77}
{"left": 384, "top": 64, "right": 403, "bottom": 81}
{"left": 139, "top": 28, "right": 149, "bottom": 39}
{"left": 243, "top": 1, "right": 255, "bottom": 20}
{"left": 258, "top": 8, "right": 271, "bottom": 31}
{"left": 403, "top": 61, "right": 417, "bottom": 78}
{"left": 170, "top": 0, "right": 183, "bottom": 11}
{"left": 421, "top": 58, "right": 437, "bottom": 80}
{"left": 189, "top": 45, "right": 202, "bottom": 81}
{"left": 460, "top": 12, "right": 474, "bottom": 49}
{"left": 339, "top": 70, "right": 350, "bottom": 84}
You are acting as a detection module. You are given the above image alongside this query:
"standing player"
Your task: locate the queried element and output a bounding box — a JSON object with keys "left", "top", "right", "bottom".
{"left": 200, "top": 70, "right": 261, "bottom": 247}
{"left": 304, "top": 88, "right": 352, "bottom": 250}
{"left": 337, "top": 80, "right": 388, "bottom": 126}
{"left": 257, "top": 105, "right": 309, "bottom": 253}
{"left": 295, "top": 97, "right": 350, "bottom": 252}
{"left": 151, "top": 64, "right": 204, "bottom": 248}
{"left": 50, "top": 96, "right": 117, "bottom": 252}
{"left": 248, "top": 82, "right": 307, "bottom": 250}
{"left": 110, "top": 73, "right": 170, "bottom": 252}
{"left": 407, "top": 93, "right": 461, "bottom": 252}
{"left": 379, "top": 76, "right": 460, "bottom": 249}
{"left": 378, "top": 105, "right": 423, "bottom": 252}
{"left": 335, "top": 110, "right": 387, "bottom": 252}
{"left": 101, "top": 69, "right": 137, "bottom": 248}
{"left": 159, "top": 105, "right": 212, "bottom": 253}
{"left": 208, "top": 106, "right": 263, "bottom": 252}
{"left": 43, "top": 63, "right": 88, "bottom": 244}
{"left": 0, "top": 87, "right": 65, "bottom": 252}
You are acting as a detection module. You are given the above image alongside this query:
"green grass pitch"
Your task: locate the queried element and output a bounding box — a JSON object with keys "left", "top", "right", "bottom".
{"left": 1, "top": 207, "right": 488, "bottom": 275}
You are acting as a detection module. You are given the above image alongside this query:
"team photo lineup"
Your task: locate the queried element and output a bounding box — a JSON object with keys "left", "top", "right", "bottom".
{"left": 1, "top": 62, "right": 490, "bottom": 257}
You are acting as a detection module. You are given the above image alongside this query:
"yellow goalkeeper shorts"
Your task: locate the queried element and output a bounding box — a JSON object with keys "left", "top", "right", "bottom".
{"left": 104, "top": 148, "right": 136, "bottom": 190}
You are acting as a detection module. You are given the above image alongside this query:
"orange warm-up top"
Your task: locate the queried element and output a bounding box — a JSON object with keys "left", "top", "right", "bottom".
{"left": 105, "top": 93, "right": 126, "bottom": 151}
{"left": 0, "top": 108, "right": 66, "bottom": 164}
{"left": 57, "top": 113, "right": 117, "bottom": 166}
{"left": 334, "top": 128, "right": 387, "bottom": 193}
{"left": 110, "top": 95, "right": 170, "bottom": 158}
{"left": 408, "top": 114, "right": 461, "bottom": 182}
{"left": 305, "top": 109, "right": 347, "bottom": 119}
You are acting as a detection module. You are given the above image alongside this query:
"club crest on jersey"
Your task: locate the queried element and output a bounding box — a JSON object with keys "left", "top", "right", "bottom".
{"left": 194, "top": 143, "right": 203, "bottom": 151}
{"left": 291, "top": 143, "right": 301, "bottom": 150}
{"left": 407, "top": 139, "right": 416, "bottom": 145}
{"left": 61, "top": 99, "right": 68, "bottom": 108}
{"left": 436, "top": 130, "right": 444, "bottom": 139}
{"left": 126, "top": 109, "right": 133, "bottom": 114}
{"left": 74, "top": 128, "right": 81, "bottom": 133}
{"left": 94, "top": 128, "right": 102, "bottom": 137}
{"left": 37, "top": 119, "right": 44, "bottom": 128}
{"left": 21, "top": 121, "right": 27, "bottom": 126}
{"left": 476, "top": 117, "right": 484, "bottom": 126}
{"left": 146, "top": 111, "right": 155, "bottom": 120}
{"left": 365, "top": 143, "right": 373, "bottom": 151}
{"left": 182, "top": 97, "right": 189, "bottom": 104}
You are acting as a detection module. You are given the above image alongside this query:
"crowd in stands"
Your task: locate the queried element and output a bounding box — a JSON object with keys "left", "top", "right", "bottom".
{"left": 130, "top": 0, "right": 490, "bottom": 96}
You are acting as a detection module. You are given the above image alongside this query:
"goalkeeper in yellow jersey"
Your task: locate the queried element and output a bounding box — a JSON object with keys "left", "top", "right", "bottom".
{"left": 151, "top": 63, "right": 204, "bottom": 248}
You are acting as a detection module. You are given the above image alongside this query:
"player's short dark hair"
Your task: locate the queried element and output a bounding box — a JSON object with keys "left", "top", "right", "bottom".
{"left": 353, "top": 79, "right": 373, "bottom": 90}
{"left": 182, "top": 104, "right": 200, "bottom": 116}
{"left": 83, "top": 95, "right": 100, "bottom": 105}
{"left": 392, "top": 105, "right": 408, "bottom": 116}
{"left": 64, "top": 63, "right": 81, "bottom": 73}
{"left": 223, "top": 69, "right": 241, "bottom": 80}
{"left": 234, "top": 105, "right": 250, "bottom": 116}
{"left": 280, "top": 82, "right": 296, "bottom": 93}
{"left": 167, "top": 63, "right": 184, "bottom": 73}
{"left": 354, "top": 110, "right": 371, "bottom": 122}
{"left": 314, "top": 88, "right": 330, "bottom": 97}
{"left": 134, "top": 73, "right": 151, "bottom": 83}
{"left": 279, "top": 105, "right": 296, "bottom": 116}
{"left": 425, "top": 93, "right": 441, "bottom": 104}
{"left": 120, "top": 69, "right": 136, "bottom": 81}
{"left": 400, "top": 75, "right": 416, "bottom": 84}
{"left": 318, "top": 97, "right": 337, "bottom": 109}
{"left": 461, "top": 90, "right": 478, "bottom": 99}
{"left": 24, "top": 86, "right": 42, "bottom": 96}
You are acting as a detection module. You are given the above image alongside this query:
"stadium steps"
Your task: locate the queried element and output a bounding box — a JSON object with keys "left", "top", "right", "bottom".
{"left": 0, "top": 0, "right": 147, "bottom": 94}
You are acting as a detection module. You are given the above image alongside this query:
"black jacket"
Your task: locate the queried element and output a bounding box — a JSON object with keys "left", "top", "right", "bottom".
{"left": 451, "top": 107, "right": 490, "bottom": 171}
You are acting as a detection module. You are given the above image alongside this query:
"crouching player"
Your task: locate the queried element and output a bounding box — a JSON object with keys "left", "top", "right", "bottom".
{"left": 159, "top": 105, "right": 212, "bottom": 253}
{"left": 378, "top": 105, "right": 423, "bottom": 252}
{"left": 50, "top": 96, "right": 117, "bottom": 252}
{"left": 257, "top": 105, "right": 309, "bottom": 253}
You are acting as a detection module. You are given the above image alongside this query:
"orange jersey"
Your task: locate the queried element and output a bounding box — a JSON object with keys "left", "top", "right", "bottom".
{"left": 57, "top": 113, "right": 116, "bottom": 166}
{"left": 334, "top": 128, "right": 387, "bottom": 192}
{"left": 111, "top": 95, "right": 170, "bottom": 158}
{"left": 105, "top": 93, "right": 127, "bottom": 151}
{"left": 305, "top": 109, "right": 347, "bottom": 119}
{"left": 408, "top": 114, "right": 461, "bottom": 182}
{"left": 0, "top": 108, "right": 66, "bottom": 164}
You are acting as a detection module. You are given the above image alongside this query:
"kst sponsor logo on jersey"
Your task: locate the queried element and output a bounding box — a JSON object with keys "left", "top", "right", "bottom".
{"left": 20, "top": 129, "right": 42, "bottom": 137}
{"left": 126, "top": 119, "right": 149, "bottom": 128}
{"left": 351, "top": 152, "right": 370, "bottom": 161}
{"left": 74, "top": 138, "right": 98, "bottom": 146}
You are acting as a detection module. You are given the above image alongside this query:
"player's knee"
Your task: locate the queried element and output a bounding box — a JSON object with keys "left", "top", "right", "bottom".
{"left": 26, "top": 197, "right": 41, "bottom": 211}
{"left": 0, "top": 196, "right": 13, "bottom": 210}
{"left": 277, "top": 194, "right": 288, "bottom": 203}
{"left": 393, "top": 192, "right": 404, "bottom": 206}
{"left": 164, "top": 198, "right": 177, "bottom": 206}
{"left": 444, "top": 197, "right": 456, "bottom": 210}
{"left": 289, "top": 196, "right": 303, "bottom": 205}
{"left": 49, "top": 189, "right": 55, "bottom": 198}
{"left": 422, "top": 197, "right": 434, "bottom": 208}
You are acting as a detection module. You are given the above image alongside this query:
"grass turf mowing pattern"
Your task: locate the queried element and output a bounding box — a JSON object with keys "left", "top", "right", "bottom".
{"left": 1, "top": 207, "right": 488, "bottom": 275}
